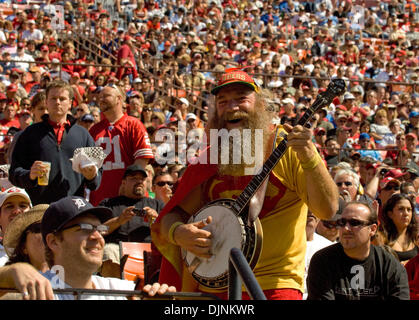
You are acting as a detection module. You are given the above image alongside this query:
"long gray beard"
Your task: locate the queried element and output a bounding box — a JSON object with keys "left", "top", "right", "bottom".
{"left": 210, "top": 110, "right": 273, "bottom": 176}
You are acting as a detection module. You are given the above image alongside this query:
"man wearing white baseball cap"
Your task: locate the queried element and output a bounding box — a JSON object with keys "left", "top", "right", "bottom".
{"left": 0, "top": 187, "right": 32, "bottom": 266}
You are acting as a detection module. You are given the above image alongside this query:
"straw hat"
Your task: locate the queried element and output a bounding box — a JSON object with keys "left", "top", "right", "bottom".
{"left": 3, "top": 204, "right": 49, "bottom": 257}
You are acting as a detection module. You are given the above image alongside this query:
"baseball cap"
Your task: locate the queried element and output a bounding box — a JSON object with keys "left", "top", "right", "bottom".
{"left": 133, "top": 78, "right": 142, "bottom": 84}
{"left": 282, "top": 98, "right": 295, "bottom": 106}
{"left": 129, "top": 91, "right": 141, "bottom": 98}
{"left": 359, "top": 133, "right": 370, "bottom": 140}
{"left": 186, "top": 113, "right": 197, "bottom": 122}
{"left": 7, "top": 84, "right": 17, "bottom": 92}
{"left": 41, "top": 196, "right": 112, "bottom": 242}
{"left": 384, "top": 168, "right": 408, "bottom": 179}
{"left": 211, "top": 68, "right": 259, "bottom": 95}
{"left": 123, "top": 164, "right": 147, "bottom": 178}
{"left": 178, "top": 97, "right": 189, "bottom": 106}
{"left": 343, "top": 93, "right": 355, "bottom": 100}
{"left": 335, "top": 105, "right": 347, "bottom": 111}
{"left": 0, "top": 187, "right": 32, "bottom": 208}
{"left": 0, "top": 93, "right": 6, "bottom": 100}
{"left": 71, "top": 72, "right": 80, "bottom": 78}
{"left": 409, "top": 111, "right": 419, "bottom": 118}
{"left": 406, "top": 133, "right": 417, "bottom": 140}
{"left": 314, "top": 127, "right": 326, "bottom": 135}
{"left": 17, "top": 42, "right": 25, "bottom": 48}
{"left": 81, "top": 114, "right": 94, "bottom": 122}
{"left": 379, "top": 176, "right": 401, "bottom": 190}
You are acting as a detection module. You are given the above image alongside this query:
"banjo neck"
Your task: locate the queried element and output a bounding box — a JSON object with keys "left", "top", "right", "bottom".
{"left": 231, "top": 79, "right": 346, "bottom": 216}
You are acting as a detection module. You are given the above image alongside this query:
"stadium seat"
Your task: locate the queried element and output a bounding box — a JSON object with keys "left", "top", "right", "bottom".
{"left": 119, "top": 242, "right": 151, "bottom": 289}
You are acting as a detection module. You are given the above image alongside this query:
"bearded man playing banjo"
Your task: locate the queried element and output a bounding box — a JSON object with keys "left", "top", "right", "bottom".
{"left": 151, "top": 68, "right": 341, "bottom": 300}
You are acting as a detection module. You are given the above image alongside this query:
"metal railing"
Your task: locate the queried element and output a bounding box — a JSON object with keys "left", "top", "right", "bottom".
{"left": 0, "top": 287, "right": 219, "bottom": 300}
{"left": 228, "top": 248, "right": 266, "bottom": 300}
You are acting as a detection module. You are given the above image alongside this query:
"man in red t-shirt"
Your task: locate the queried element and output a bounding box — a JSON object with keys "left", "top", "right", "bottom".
{"left": 116, "top": 36, "right": 138, "bottom": 81}
{"left": 89, "top": 85, "right": 154, "bottom": 206}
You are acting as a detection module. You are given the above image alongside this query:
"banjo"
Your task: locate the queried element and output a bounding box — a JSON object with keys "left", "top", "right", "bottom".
{"left": 182, "top": 79, "right": 346, "bottom": 289}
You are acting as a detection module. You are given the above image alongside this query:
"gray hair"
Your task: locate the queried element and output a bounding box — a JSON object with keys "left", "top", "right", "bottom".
{"left": 334, "top": 168, "right": 360, "bottom": 190}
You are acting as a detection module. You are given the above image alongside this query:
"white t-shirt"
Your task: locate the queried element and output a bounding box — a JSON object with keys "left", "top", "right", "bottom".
{"left": 303, "top": 233, "right": 334, "bottom": 299}
{"left": 43, "top": 271, "right": 136, "bottom": 300}
{"left": 0, "top": 244, "right": 8, "bottom": 267}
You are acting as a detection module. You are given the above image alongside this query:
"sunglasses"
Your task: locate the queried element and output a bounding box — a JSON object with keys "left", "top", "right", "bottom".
{"left": 26, "top": 222, "right": 41, "bottom": 234}
{"left": 60, "top": 223, "right": 109, "bottom": 236}
{"left": 336, "top": 181, "right": 353, "bottom": 187}
{"left": 322, "top": 221, "right": 337, "bottom": 229}
{"left": 155, "top": 181, "right": 174, "bottom": 187}
{"left": 21, "top": 103, "right": 30, "bottom": 107}
{"left": 384, "top": 184, "right": 400, "bottom": 191}
{"left": 143, "top": 108, "right": 152, "bottom": 112}
{"left": 316, "top": 132, "right": 326, "bottom": 136}
{"left": 336, "top": 218, "right": 373, "bottom": 228}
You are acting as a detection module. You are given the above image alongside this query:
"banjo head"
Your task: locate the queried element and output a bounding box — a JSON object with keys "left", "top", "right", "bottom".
{"left": 182, "top": 199, "right": 262, "bottom": 289}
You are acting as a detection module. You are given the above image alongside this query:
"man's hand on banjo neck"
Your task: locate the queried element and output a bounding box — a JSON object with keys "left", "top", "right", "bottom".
{"left": 173, "top": 216, "right": 213, "bottom": 259}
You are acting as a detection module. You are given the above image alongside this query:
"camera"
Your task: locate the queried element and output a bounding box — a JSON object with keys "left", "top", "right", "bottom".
{"left": 132, "top": 208, "right": 146, "bottom": 217}
{"left": 379, "top": 168, "right": 389, "bottom": 176}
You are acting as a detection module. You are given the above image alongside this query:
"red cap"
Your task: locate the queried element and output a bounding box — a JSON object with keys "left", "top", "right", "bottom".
{"left": 406, "top": 133, "right": 418, "bottom": 140}
{"left": 71, "top": 72, "right": 80, "bottom": 78}
{"left": 0, "top": 93, "right": 6, "bottom": 100}
{"left": 379, "top": 176, "right": 401, "bottom": 190}
{"left": 41, "top": 45, "right": 49, "bottom": 52}
{"left": 211, "top": 67, "right": 259, "bottom": 95}
{"left": 314, "top": 127, "right": 326, "bottom": 135}
{"left": 7, "top": 84, "right": 17, "bottom": 92}
{"left": 17, "top": 42, "right": 24, "bottom": 48}
{"left": 254, "top": 42, "right": 261, "bottom": 47}
{"left": 335, "top": 105, "right": 347, "bottom": 111}
{"left": 164, "top": 41, "right": 171, "bottom": 47}
{"left": 302, "top": 85, "right": 310, "bottom": 90}
{"left": 384, "top": 169, "right": 408, "bottom": 179}
{"left": 9, "top": 33, "right": 16, "bottom": 39}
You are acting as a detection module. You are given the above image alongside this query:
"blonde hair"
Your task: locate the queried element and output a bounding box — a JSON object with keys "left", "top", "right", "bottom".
{"left": 375, "top": 108, "right": 389, "bottom": 126}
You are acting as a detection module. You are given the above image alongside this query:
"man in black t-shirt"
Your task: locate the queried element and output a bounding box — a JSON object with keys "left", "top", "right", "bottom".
{"left": 99, "top": 164, "right": 164, "bottom": 278}
{"left": 307, "top": 201, "right": 409, "bottom": 300}
{"left": 100, "top": 164, "right": 164, "bottom": 244}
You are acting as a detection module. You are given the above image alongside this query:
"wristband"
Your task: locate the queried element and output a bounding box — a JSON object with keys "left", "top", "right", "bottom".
{"left": 168, "top": 222, "right": 184, "bottom": 245}
{"left": 300, "top": 153, "right": 321, "bottom": 170}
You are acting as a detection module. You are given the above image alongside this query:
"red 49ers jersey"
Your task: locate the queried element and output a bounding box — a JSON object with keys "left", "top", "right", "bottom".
{"left": 89, "top": 114, "right": 153, "bottom": 205}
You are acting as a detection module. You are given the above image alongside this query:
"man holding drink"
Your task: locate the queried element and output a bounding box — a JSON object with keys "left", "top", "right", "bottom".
{"left": 9, "top": 80, "right": 102, "bottom": 205}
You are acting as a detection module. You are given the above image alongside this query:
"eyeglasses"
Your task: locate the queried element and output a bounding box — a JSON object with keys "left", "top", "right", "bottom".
{"left": 155, "top": 181, "right": 174, "bottom": 187}
{"left": 60, "top": 223, "right": 109, "bottom": 236}
{"left": 26, "top": 222, "right": 41, "bottom": 234}
{"left": 384, "top": 184, "right": 400, "bottom": 191}
{"left": 336, "top": 218, "right": 373, "bottom": 228}
{"left": 76, "top": 108, "right": 84, "bottom": 112}
{"left": 336, "top": 181, "right": 353, "bottom": 187}
{"left": 322, "top": 221, "right": 337, "bottom": 229}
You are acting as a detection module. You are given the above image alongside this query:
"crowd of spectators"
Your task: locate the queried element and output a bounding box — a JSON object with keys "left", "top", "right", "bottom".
{"left": 0, "top": 0, "right": 417, "bottom": 299}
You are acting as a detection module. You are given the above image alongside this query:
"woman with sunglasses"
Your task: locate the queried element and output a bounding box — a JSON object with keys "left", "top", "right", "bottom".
{"left": 141, "top": 105, "right": 153, "bottom": 128}
{"left": 380, "top": 193, "right": 419, "bottom": 264}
